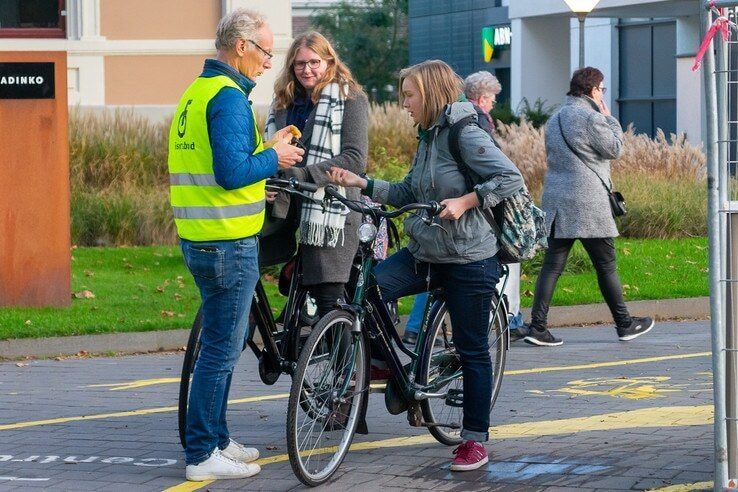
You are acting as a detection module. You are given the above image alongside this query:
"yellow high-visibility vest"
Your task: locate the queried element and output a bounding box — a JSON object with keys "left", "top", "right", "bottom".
{"left": 168, "top": 75, "right": 266, "bottom": 241}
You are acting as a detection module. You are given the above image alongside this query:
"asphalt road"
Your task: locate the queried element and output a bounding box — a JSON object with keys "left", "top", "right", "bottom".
{"left": 0, "top": 320, "right": 715, "bottom": 491}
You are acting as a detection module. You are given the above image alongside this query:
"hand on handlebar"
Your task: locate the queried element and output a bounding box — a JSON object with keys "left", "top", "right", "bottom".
{"left": 327, "top": 167, "right": 367, "bottom": 189}
{"left": 439, "top": 195, "right": 476, "bottom": 221}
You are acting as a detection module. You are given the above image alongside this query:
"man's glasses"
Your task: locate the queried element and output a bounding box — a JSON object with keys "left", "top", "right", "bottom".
{"left": 294, "top": 59, "right": 322, "bottom": 71}
{"left": 248, "top": 39, "right": 273, "bottom": 59}
{"left": 598, "top": 85, "right": 607, "bottom": 94}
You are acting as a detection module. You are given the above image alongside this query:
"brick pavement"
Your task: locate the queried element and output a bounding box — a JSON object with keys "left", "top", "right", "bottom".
{"left": 0, "top": 321, "right": 714, "bottom": 491}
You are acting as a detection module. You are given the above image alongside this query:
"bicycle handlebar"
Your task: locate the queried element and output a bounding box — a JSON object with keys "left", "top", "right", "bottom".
{"left": 265, "top": 177, "right": 319, "bottom": 194}
{"left": 323, "top": 184, "right": 445, "bottom": 220}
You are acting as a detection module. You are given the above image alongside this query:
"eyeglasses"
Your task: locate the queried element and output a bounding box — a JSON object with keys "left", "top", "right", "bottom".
{"left": 598, "top": 85, "right": 607, "bottom": 94}
{"left": 294, "top": 59, "right": 322, "bottom": 71}
{"left": 248, "top": 39, "right": 273, "bottom": 59}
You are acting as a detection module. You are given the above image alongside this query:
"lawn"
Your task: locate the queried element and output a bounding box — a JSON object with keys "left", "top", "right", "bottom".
{"left": 0, "top": 238, "right": 708, "bottom": 340}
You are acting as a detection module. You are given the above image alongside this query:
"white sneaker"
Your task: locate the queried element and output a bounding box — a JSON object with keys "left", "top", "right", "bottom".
{"left": 221, "top": 439, "right": 259, "bottom": 463}
{"left": 186, "top": 448, "right": 261, "bottom": 481}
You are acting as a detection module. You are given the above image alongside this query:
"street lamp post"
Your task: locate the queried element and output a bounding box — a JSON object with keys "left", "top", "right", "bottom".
{"left": 564, "top": 0, "right": 601, "bottom": 68}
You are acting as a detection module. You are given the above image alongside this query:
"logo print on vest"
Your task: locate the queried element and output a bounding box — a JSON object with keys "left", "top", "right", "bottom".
{"left": 177, "top": 99, "right": 193, "bottom": 138}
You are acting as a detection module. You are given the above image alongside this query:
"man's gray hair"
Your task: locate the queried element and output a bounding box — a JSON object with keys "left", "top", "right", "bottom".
{"left": 215, "top": 8, "right": 266, "bottom": 51}
{"left": 463, "top": 71, "right": 502, "bottom": 101}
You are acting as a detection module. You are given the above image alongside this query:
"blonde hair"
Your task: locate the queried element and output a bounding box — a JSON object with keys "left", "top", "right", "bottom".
{"left": 273, "top": 31, "right": 363, "bottom": 110}
{"left": 399, "top": 60, "right": 462, "bottom": 130}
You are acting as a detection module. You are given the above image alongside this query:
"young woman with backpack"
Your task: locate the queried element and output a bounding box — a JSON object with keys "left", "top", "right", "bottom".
{"left": 328, "top": 59, "right": 524, "bottom": 472}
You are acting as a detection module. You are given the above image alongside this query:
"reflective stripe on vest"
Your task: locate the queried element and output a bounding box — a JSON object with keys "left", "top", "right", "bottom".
{"left": 168, "top": 75, "right": 266, "bottom": 241}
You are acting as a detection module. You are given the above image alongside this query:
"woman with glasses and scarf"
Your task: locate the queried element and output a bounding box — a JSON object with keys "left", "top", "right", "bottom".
{"left": 265, "top": 31, "right": 368, "bottom": 318}
{"left": 329, "top": 60, "right": 524, "bottom": 472}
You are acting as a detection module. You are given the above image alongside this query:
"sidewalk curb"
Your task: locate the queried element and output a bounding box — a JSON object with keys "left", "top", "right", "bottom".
{"left": 0, "top": 296, "right": 710, "bottom": 360}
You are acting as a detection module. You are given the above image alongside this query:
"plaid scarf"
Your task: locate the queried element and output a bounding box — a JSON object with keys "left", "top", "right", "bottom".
{"left": 266, "top": 83, "right": 348, "bottom": 248}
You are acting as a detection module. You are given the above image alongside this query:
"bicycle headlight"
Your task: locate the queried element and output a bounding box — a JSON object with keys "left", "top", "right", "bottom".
{"left": 357, "top": 223, "right": 377, "bottom": 244}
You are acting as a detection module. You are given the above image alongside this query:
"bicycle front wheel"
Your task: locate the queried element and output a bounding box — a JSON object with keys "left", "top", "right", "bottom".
{"left": 178, "top": 308, "right": 203, "bottom": 449}
{"left": 286, "top": 309, "right": 367, "bottom": 487}
{"left": 417, "top": 296, "right": 508, "bottom": 446}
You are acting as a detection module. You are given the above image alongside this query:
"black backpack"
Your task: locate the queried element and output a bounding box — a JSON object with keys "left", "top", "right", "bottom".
{"left": 447, "top": 116, "right": 548, "bottom": 264}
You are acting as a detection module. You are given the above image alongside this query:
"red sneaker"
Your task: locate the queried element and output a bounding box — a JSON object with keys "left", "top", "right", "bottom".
{"left": 450, "top": 440, "right": 489, "bottom": 471}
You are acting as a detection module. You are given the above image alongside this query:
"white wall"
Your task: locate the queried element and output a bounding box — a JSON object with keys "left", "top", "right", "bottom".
{"left": 676, "top": 15, "right": 703, "bottom": 145}
{"left": 570, "top": 17, "right": 619, "bottom": 115}
{"left": 511, "top": 15, "right": 571, "bottom": 111}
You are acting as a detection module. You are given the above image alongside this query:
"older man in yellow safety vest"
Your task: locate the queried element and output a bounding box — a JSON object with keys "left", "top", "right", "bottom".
{"left": 168, "top": 8, "right": 303, "bottom": 482}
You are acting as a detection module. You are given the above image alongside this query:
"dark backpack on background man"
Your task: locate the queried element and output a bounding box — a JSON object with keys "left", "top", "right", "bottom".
{"left": 448, "top": 115, "right": 548, "bottom": 264}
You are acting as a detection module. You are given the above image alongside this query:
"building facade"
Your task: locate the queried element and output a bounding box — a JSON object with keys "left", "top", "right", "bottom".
{"left": 409, "top": 0, "right": 708, "bottom": 144}
{"left": 409, "top": 0, "right": 511, "bottom": 105}
{"left": 0, "top": 0, "right": 292, "bottom": 115}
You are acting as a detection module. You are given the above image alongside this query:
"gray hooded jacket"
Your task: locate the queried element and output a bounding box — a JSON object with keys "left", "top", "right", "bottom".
{"left": 369, "top": 102, "right": 524, "bottom": 264}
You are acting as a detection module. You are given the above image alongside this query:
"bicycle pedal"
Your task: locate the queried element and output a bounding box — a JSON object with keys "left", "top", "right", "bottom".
{"left": 407, "top": 404, "right": 423, "bottom": 427}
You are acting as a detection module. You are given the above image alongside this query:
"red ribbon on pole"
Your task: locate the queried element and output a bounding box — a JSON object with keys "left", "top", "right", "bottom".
{"left": 692, "top": 3, "right": 734, "bottom": 71}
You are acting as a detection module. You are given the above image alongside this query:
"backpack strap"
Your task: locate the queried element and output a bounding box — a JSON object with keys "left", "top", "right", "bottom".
{"left": 447, "top": 115, "right": 507, "bottom": 234}
{"left": 447, "top": 115, "right": 479, "bottom": 192}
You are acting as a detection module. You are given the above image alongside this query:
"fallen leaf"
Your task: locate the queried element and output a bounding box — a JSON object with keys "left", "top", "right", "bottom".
{"left": 15, "top": 362, "right": 27, "bottom": 367}
{"left": 76, "top": 350, "right": 88, "bottom": 357}
{"left": 523, "top": 289, "right": 534, "bottom": 297}
{"left": 73, "top": 290, "right": 96, "bottom": 299}
{"left": 621, "top": 248, "right": 631, "bottom": 256}
{"left": 685, "top": 260, "right": 697, "bottom": 265}
{"left": 161, "top": 310, "right": 175, "bottom": 318}
{"left": 84, "top": 270, "right": 94, "bottom": 277}
{"left": 265, "top": 445, "right": 279, "bottom": 451}
{"left": 24, "top": 319, "right": 32, "bottom": 326}
{"left": 644, "top": 272, "right": 653, "bottom": 276}
{"left": 562, "top": 287, "right": 573, "bottom": 293}
{"left": 155, "top": 286, "right": 165, "bottom": 293}
{"left": 174, "top": 293, "right": 183, "bottom": 301}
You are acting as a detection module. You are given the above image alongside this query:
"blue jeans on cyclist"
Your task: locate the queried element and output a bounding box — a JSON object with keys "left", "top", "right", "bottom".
{"left": 180, "top": 236, "right": 260, "bottom": 465}
{"left": 373, "top": 247, "right": 501, "bottom": 443}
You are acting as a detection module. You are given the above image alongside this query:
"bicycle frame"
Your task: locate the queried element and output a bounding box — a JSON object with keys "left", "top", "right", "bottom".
{"left": 348, "top": 238, "right": 510, "bottom": 403}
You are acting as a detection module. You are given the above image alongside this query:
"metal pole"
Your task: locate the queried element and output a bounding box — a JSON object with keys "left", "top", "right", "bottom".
{"left": 578, "top": 14, "right": 586, "bottom": 69}
{"left": 716, "top": 13, "right": 737, "bottom": 478}
{"left": 703, "top": 3, "right": 730, "bottom": 490}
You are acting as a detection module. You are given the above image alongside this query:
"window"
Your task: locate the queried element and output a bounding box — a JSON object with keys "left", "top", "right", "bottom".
{"left": 0, "top": 0, "right": 65, "bottom": 38}
{"left": 617, "top": 19, "right": 676, "bottom": 138}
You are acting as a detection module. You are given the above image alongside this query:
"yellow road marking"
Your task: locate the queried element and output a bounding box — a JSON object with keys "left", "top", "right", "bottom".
{"left": 650, "top": 481, "right": 713, "bottom": 491}
{"left": 164, "top": 404, "right": 714, "bottom": 492}
{"left": 0, "top": 351, "right": 706, "bottom": 432}
{"left": 548, "top": 377, "right": 680, "bottom": 400}
{"left": 0, "top": 393, "right": 289, "bottom": 431}
{"left": 505, "top": 352, "right": 711, "bottom": 376}
{"left": 87, "top": 378, "right": 181, "bottom": 391}
{"left": 89, "top": 351, "right": 712, "bottom": 392}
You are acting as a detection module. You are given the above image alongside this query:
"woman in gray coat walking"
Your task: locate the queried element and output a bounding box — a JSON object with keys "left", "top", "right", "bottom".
{"left": 523, "top": 67, "right": 654, "bottom": 347}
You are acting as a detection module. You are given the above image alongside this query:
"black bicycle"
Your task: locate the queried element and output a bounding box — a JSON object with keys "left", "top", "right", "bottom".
{"left": 178, "top": 177, "right": 330, "bottom": 448}
{"left": 286, "top": 185, "right": 509, "bottom": 486}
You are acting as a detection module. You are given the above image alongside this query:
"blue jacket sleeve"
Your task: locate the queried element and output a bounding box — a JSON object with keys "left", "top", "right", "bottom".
{"left": 207, "top": 87, "right": 278, "bottom": 190}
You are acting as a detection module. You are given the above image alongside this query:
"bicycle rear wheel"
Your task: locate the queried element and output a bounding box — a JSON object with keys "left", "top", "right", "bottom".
{"left": 178, "top": 308, "right": 203, "bottom": 449}
{"left": 417, "top": 296, "right": 508, "bottom": 446}
{"left": 286, "top": 310, "right": 367, "bottom": 486}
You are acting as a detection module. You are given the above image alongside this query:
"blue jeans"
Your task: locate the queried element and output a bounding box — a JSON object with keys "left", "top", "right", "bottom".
{"left": 373, "top": 248, "right": 501, "bottom": 442}
{"left": 405, "top": 292, "right": 429, "bottom": 335}
{"left": 181, "top": 236, "right": 260, "bottom": 465}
